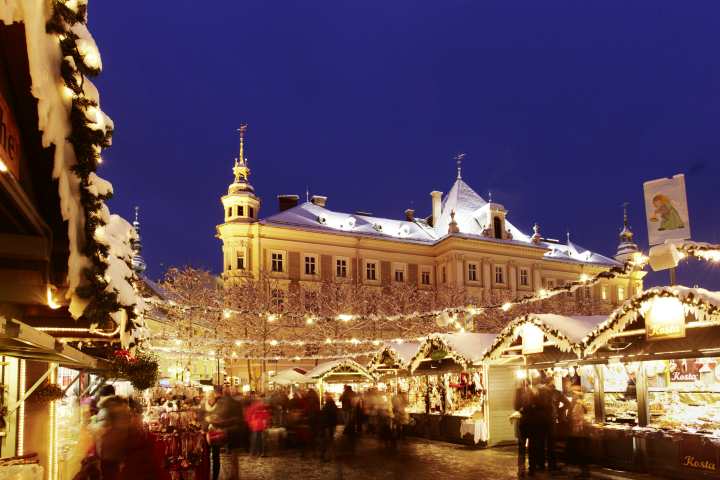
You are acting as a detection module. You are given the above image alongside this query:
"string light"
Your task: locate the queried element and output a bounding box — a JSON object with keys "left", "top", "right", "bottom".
{"left": 267, "top": 313, "right": 278, "bottom": 322}
{"left": 337, "top": 314, "right": 354, "bottom": 322}
{"left": 0, "top": 160, "right": 7, "bottom": 173}
{"left": 46, "top": 286, "right": 61, "bottom": 310}
{"left": 501, "top": 302, "right": 512, "bottom": 312}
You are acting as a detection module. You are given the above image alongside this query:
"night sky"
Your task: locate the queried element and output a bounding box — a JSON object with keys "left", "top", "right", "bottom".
{"left": 91, "top": 1, "right": 720, "bottom": 289}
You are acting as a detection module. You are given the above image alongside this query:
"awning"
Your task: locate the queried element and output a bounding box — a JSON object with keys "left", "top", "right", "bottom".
{"left": 0, "top": 316, "right": 97, "bottom": 368}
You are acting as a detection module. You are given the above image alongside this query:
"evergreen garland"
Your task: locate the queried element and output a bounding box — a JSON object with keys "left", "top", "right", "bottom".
{"left": 46, "top": 0, "right": 138, "bottom": 337}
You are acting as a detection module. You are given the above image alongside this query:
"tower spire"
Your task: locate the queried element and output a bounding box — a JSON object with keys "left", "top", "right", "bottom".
{"left": 131, "top": 206, "right": 147, "bottom": 275}
{"left": 615, "top": 202, "right": 639, "bottom": 262}
{"left": 232, "top": 124, "right": 250, "bottom": 184}
{"left": 454, "top": 152, "right": 465, "bottom": 179}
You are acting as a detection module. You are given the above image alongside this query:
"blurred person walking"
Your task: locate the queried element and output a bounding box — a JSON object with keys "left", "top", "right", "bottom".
{"left": 319, "top": 392, "right": 339, "bottom": 461}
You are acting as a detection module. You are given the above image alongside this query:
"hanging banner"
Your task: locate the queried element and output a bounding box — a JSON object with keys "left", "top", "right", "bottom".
{"left": 521, "top": 324, "right": 544, "bottom": 355}
{"left": 643, "top": 174, "right": 691, "bottom": 246}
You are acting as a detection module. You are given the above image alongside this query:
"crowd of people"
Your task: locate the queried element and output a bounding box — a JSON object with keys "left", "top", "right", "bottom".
{"left": 203, "top": 384, "right": 411, "bottom": 480}
{"left": 513, "top": 376, "right": 591, "bottom": 479}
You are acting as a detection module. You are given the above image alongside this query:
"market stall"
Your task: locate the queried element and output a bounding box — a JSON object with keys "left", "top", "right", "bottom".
{"left": 302, "top": 359, "right": 376, "bottom": 400}
{"left": 402, "top": 332, "right": 502, "bottom": 446}
{"left": 581, "top": 286, "right": 720, "bottom": 478}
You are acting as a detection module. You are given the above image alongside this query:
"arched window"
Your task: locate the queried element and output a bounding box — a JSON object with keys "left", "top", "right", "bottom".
{"left": 493, "top": 216, "right": 503, "bottom": 239}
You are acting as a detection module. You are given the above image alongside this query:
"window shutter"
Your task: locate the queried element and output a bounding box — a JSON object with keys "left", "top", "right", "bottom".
{"left": 288, "top": 252, "right": 300, "bottom": 280}
{"left": 381, "top": 261, "right": 391, "bottom": 286}
{"left": 321, "top": 255, "right": 332, "bottom": 281}
{"left": 408, "top": 264, "right": 418, "bottom": 284}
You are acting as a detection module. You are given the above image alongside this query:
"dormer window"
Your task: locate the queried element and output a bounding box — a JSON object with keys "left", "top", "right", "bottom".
{"left": 493, "top": 216, "right": 503, "bottom": 239}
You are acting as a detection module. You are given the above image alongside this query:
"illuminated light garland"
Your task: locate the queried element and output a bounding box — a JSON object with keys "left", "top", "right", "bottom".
{"left": 17, "top": 359, "right": 26, "bottom": 456}
{"left": 150, "top": 345, "right": 379, "bottom": 361}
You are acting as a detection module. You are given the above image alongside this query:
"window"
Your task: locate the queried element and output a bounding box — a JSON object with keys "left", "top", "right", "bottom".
{"left": 304, "top": 255, "right": 317, "bottom": 275}
{"left": 236, "top": 205, "right": 244, "bottom": 217}
{"left": 494, "top": 265, "right": 504, "bottom": 284}
{"left": 467, "top": 263, "right": 478, "bottom": 282}
{"left": 493, "top": 216, "right": 503, "bottom": 239}
{"left": 394, "top": 270, "right": 404, "bottom": 282}
{"left": 236, "top": 251, "right": 245, "bottom": 270}
{"left": 520, "top": 268, "right": 529, "bottom": 287}
{"left": 336, "top": 258, "right": 348, "bottom": 278}
{"left": 442, "top": 266, "right": 447, "bottom": 284}
{"left": 227, "top": 207, "right": 231, "bottom": 218}
{"left": 546, "top": 279, "right": 555, "bottom": 289}
{"left": 366, "top": 262, "right": 377, "bottom": 281}
{"left": 601, "top": 285, "right": 608, "bottom": 300}
{"left": 618, "top": 286, "right": 625, "bottom": 301}
{"left": 421, "top": 270, "right": 431, "bottom": 286}
{"left": 249, "top": 207, "right": 255, "bottom": 218}
{"left": 271, "top": 252, "right": 284, "bottom": 272}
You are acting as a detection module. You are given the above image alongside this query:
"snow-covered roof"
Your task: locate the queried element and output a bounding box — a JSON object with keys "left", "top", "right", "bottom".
{"left": 583, "top": 286, "right": 720, "bottom": 356}
{"left": 1, "top": 0, "right": 141, "bottom": 346}
{"left": 485, "top": 313, "right": 606, "bottom": 360}
{"left": 409, "top": 332, "right": 497, "bottom": 372}
{"left": 367, "top": 342, "right": 421, "bottom": 371}
{"left": 303, "top": 359, "right": 375, "bottom": 382}
{"left": 270, "top": 367, "right": 307, "bottom": 385}
{"left": 263, "top": 201, "right": 436, "bottom": 244}
{"left": 261, "top": 178, "right": 618, "bottom": 267}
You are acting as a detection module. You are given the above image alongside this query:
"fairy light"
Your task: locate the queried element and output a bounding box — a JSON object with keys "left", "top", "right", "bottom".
{"left": 48, "top": 363, "right": 58, "bottom": 480}
{"left": 325, "top": 338, "right": 333, "bottom": 345}
{"left": 337, "top": 314, "right": 354, "bottom": 322}
{"left": 17, "top": 359, "right": 26, "bottom": 456}
{"left": 223, "top": 309, "right": 231, "bottom": 319}
{"left": 501, "top": 302, "right": 512, "bottom": 312}
{"left": 579, "top": 273, "right": 590, "bottom": 283}
{"left": 235, "top": 340, "right": 243, "bottom": 346}
{"left": 0, "top": 159, "right": 7, "bottom": 173}
{"left": 269, "top": 340, "right": 278, "bottom": 346}
{"left": 267, "top": 313, "right": 278, "bottom": 322}
{"left": 305, "top": 316, "right": 315, "bottom": 325}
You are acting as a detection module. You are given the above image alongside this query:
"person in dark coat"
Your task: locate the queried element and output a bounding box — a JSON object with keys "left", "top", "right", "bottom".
{"left": 339, "top": 385, "right": 356, "bottom": 434}
{"left": 319, "top": 392, "right": 338, "bottom": 461}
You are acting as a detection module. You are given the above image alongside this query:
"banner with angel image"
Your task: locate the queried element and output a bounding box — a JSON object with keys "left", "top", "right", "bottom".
{"left": 643, "top": 173, "right": 691, "bottom": 246}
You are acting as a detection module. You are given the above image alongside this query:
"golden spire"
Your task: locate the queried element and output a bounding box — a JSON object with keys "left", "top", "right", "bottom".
{"left": 233, "top": 124, "right": 250, "bottom": 183}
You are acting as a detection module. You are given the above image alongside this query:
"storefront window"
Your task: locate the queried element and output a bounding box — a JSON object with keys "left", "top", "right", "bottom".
{"left": 647, "top": 358, "right": 720, "bottom": 433}
{"left": 602, "top": 363, "right": 638, "bottom": 425}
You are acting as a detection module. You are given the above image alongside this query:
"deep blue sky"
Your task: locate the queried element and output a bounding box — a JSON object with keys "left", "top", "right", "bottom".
{"left": 92, "top": 1, "right": 720, "bottom": 289}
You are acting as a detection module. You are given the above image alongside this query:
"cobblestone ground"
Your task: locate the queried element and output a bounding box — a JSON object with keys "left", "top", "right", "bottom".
{"left": 236, "top": 435, "right": 519, "bottom": 480}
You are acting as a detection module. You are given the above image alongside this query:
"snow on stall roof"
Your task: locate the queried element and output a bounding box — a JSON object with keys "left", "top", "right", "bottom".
{"left": 303, "top": 359, "right": 374, "bottom": 381}
{"left": 440, "top": 332, "right": 498, "bottom": 362}
{"left": 583, "top": 286, "right": 720, "bottom": 355}
{"left": 1, "top": 1, "right": 141, "bottom": 342}
{"left": 531, "top": 314, "right": 606, "bottom": 344}
{"left": 270, "top": 368, "right": 308, "bottom": 385}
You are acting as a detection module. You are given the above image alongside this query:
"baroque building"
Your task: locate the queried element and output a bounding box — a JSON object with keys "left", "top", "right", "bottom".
{"left": 217, "top": 132, "right": 644, "bottom": 309}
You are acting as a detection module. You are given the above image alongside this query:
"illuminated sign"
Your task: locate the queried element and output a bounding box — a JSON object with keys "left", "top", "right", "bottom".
{"left": 0, "top": 92, "right": 21, "bottom": 179}
{"left": 644, "top": 296, "right": 686, "bottom": 341}
{"left": 521, "top": 323, "right": 544, "bottom": 355}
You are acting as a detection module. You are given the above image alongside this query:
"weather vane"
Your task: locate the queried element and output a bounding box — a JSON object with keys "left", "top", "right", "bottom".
{"left": 237, "top": 123, "right": 248, "bottom": 139}
{"left": 454, "top": 152, "right": 466, "bottom": 179}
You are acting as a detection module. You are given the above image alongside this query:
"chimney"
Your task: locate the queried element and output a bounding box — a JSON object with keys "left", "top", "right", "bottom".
{"left": 277, "top": 194, "right": 300, "bottom": 212}
{"left": 404, "top": 208, "right": 415, "bottom": 221}
{"left": 310, "top": 195, "right": 327, "bottom": 208}
{"left": 430, "top": 191, "right": 443, "bottom": 227}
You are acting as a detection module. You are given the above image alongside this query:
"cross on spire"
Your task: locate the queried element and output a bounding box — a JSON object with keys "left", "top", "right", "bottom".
{"left": 232, "top": 124, "right": 250, "bottom": 183}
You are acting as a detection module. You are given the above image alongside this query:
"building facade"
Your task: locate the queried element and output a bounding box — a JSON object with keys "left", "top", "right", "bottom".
{"left": 216, "top": 133, "right": 644, "bottom": 310}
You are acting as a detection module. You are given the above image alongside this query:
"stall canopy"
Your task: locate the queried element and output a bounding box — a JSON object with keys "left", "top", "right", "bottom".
{"left": 303, "top": 359, "right": 375, "bottom": 384}
{"left": 0, "top": 315, "right": 97, "bottom": 368}
{"left": 409, "top": 333, "right": 497, "bottom": 373}
{"left": 583, "top": 286, "right": 720, "bottom": 360}
{"left": 367, "top": 341, "right": 420, "bottom": 374}
{"left": 269, "top": 367, "right": 307, "bottom": 385}
{"left": 484, "top": 314, "right": 606, "bottom": 366}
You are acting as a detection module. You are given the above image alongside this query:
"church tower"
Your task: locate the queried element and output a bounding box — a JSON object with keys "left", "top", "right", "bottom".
{"left": 217, "top": 125, "right": 260, "bottom": 281}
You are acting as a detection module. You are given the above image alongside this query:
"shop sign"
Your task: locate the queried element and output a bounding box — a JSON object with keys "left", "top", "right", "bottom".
{"left": 644, "top": 296, "right": 686, "bottom": 341}
{"left": 669, "top": 359, "right": 702, "bottom": 383}
{"left": 521, "top": 324, "right": 544, "bottom": 355}
{"left": 643, "top": 173, "right": 691, "bottom": 246}
{"left": 0, "top": 91, "right": 21, "bottom": 179}
{"left": 680, "top": 436, "right": 718, "bottom": 473}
